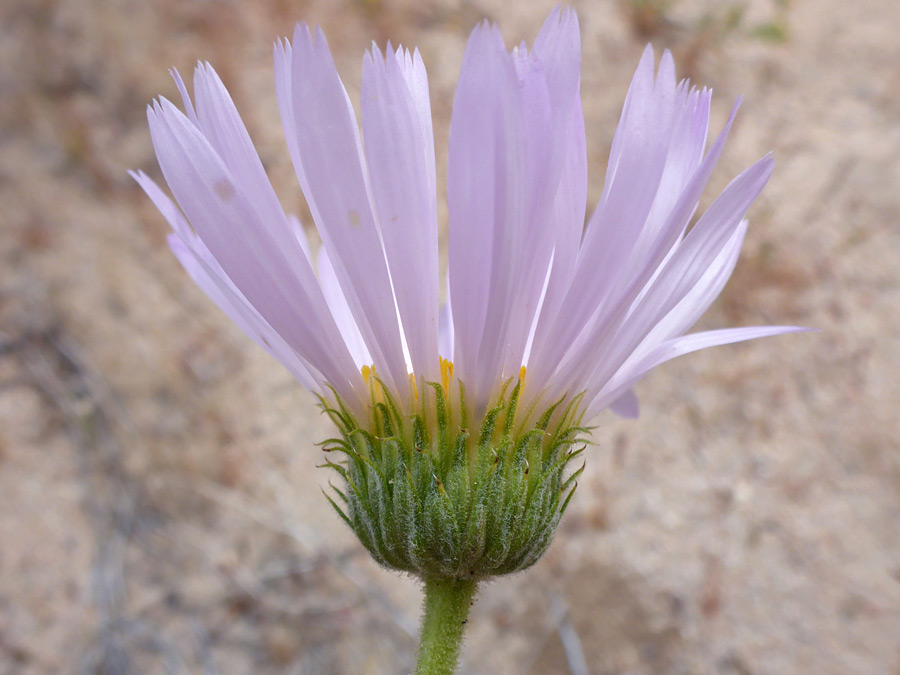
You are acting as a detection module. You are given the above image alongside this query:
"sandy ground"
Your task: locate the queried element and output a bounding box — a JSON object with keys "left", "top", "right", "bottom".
{"left": 1, "top": 0, "right": 899, "bottom": 673}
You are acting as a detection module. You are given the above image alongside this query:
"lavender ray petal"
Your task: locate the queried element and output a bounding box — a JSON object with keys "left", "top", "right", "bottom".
{"left": 571, "top": 155, "right": 775, "bottom": 398}
{"left": 280, "top": 24, "right": 409, "bottom": 396}
{"left": 361, "top": 44, "right": 439, "bottom": 381}
{"left": 608, "top": 388, "right": 640, "bottom": 419}
{"left": 447, "top": 22, "right": 522, "bottom": 402}
{"left": 169, "top": 233, "right": 324, "bottom": 393}
{"left": 318, "top": 244, "right": 372, "bottom": 369}
{"left": 586, "top": 326, "right": 811, "bottom": 418}
{"left": 147, "top": 98, "right": 362, "bottom": 403}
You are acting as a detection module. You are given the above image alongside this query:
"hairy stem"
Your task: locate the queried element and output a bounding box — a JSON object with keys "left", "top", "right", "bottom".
{"left": 414, "top": 577, "right": 478, "bottom": 675}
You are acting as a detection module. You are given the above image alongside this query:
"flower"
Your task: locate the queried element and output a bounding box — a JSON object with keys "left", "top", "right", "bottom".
{"left": 132, "top": 8, "right": 804, "bottom": 579}
{"left": 133, "top": 8, "right": 800, "bottom": 424}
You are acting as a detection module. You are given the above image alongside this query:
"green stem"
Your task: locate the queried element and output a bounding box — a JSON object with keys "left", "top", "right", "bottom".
{"left": 414, "top": 576, "right": 478, "bottom": 675}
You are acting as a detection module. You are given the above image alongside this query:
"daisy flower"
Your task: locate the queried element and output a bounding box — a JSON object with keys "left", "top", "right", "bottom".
{"left": 133, "top": 8, "right": 804, "bottom": 672}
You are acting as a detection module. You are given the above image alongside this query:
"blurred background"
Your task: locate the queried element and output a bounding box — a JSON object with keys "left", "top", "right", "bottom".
{"left": 1, "top": 0, "right": 899, "bottom": 672}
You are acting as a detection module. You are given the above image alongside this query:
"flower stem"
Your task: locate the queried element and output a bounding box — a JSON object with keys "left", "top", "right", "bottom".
{"left": 414, "top": 576, "right": 478, "bottom": 675}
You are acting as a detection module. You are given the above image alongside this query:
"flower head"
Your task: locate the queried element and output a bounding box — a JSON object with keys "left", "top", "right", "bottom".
{"left": 133, "top": 8, "right": 803, "bottom": 578}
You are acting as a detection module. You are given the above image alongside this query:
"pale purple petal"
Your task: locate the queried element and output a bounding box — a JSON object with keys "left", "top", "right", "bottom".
{"left": 361, "top": 44, "right": 439, "bottom": 381}
{"left": 570, "top": 155, "right": 775, "bottom": 398}
{"left": 438, "top": 273, "right": 454, "bottom": 361}
{"left": 637, "top": 219, "right": 747, "bottom": 352}
{"left": 522, "top": 251, "right": 554, "bottom": 367}
{"left": 527, "top": 47, "right": 673, "bottom": 385}
{"left": 614, "top": 94, "right": 733, "bottom": 313}
{"left": 532, "top": 6, "right": 581, "bottom": 124}
{"left": 609, "top": 389, "right": 640, "bottom": 419}
{"left": 288, "top": 214, "right": 313, "bottom": 262}
{"left": 170, "top": 68, "right": 199, "bottom": 127}
{"left": 162, "top": 62, "right": 357, "bottom": 392}
{"left": 190, "top": 63, "right": 308, "bottom": 275}
{"left": 131, "top": 171, "right": 324, "bottom": 391}
{"left": 134, "top": 10, "right": 802, "bottom": 425}
{"left": 169, "top": 233, "right": 323, "bottom": 392}
{"left": 480, "top": 42, "right": 556, "bottom": 390}
{"left": 147, "top": 98, "right": 362, "bottom": 403}
{"left": 498, "top": 9, "right": 584, "bottom": 381}
{"left": 129, "top": 169, "right": 192, "bottom": 241}
{"left": 438, "top": 303, "right": 453, "bottom": 362}
{"left": 318, "top": 245, "right": 371, "bottom": 369}
{"left": 532, "top": 97, "right": 750, "bottom": 402}
{"left": 565, "top": 98, "right": 743, "bottom": 380}
{"left": 396, "top": 47, "right": 437, "bottom": 213}
{"left": 629, "top": 85, "right": 712, "bottom": 266}
{"left": 587, "top": 326, "right": 810, "bottom": 418}
{"left": 525, "top": 98, "right": 586, "bottom": 379}
{"left": 279, "top": 25, "right": 409, "bottom": 396}
{"left": 449, "top": 19, "right": 581, "bottom": 404}
{"left": 447, "top": 22, "right": 523, "bottom": 400}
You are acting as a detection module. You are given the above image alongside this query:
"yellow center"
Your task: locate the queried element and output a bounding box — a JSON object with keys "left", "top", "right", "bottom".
{"left": 361, "top": 360, "right": 525, "bottom": 397}
{"left": 440, "top": 357, "right": 454, "bottom": 392}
